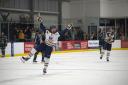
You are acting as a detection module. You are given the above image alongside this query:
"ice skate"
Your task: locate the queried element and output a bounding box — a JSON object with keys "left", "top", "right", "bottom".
{"left": 41, "top": 60, "right": 45, "bottom": 63}
{"left": 106, "top": 57, "right": 109, "bottom": 62}
{"left": 43, "top": 68, "right": 47, "bottom": 75}
{"left": 20, "top": 56, "right": 29, "bottom": 63}
{"left": 100, "top": 55, "right": 103, "bottom": 59}
{"left": 100, "top": 56, "right": 102, "bottom": 59}
{"left": 33, "top": 60, "right": 38, "bottom": 63}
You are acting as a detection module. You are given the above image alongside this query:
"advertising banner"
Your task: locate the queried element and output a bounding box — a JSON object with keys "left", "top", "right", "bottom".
{"left": 121, "top": 40, "right": 128, "bottom": 48}
{"left": 61, "top": 41, "right": 88, "bottom": 50}
{"left": 24, "top": 42, "right": 34, "bottom": 53}
{"left": 88, "top": 40, "right": 99, "bottom": 48}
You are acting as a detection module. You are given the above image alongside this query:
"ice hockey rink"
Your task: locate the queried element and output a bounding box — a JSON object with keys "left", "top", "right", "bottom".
{"left": 0, "top": 50, "right": 128, "bottom": 85}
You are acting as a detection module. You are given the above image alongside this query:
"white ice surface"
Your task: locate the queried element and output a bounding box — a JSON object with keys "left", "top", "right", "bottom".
{"left": 0, "top": 50, "right": 128, "bottom": 85}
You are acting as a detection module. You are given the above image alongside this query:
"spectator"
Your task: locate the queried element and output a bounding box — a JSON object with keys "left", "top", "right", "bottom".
{"left": 31, "top": 29, "right": 36, "bottom": 42}
{"left": 84, "top": 32, "right": 88, "bottom": 40}
{"left": 93, "top": 33, "right": 97, "bottom": 40}
{"left": 75, "top": 27, "right": 84, "bottom": 40}
{"left": 59, "top": 31, "right": 71, "bottom": 41}
{"left": 24, "top": 27, "right": 32, "bottom": 41}
{"left": 14, "top": 28, "right": 19, "bottom": 42}
{"left": 70, "top": 27, "right": 77, "bottom": 40}
{"left": 18, "top": 30, "right": 25, "bottom": 42}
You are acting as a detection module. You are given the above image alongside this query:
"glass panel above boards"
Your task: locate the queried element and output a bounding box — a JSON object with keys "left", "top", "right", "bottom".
{"left": 99, "top": 18, "right": 128, "bottom": 40}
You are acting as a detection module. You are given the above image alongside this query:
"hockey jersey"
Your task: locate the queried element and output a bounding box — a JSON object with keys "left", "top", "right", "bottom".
{"left": 39, "top": 21, "right": 71, "bottom": 47}
{"left": 45, "top": 30, "right": 60, "bottom": 47}
{"left": 98, "top": 32, "right": 106, "bottom": 41}
{"left": 34, "top": 34, "right": 43, "bottom": 45}
{"left": 105, "top": 32, "right": 115, "bottom": 44}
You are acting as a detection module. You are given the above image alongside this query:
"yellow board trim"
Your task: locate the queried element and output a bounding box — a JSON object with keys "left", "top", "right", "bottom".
{"left": 1, "top": 48, "right": 128, "bottom": 58}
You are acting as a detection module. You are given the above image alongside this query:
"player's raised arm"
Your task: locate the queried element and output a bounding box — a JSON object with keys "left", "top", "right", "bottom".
{"left": 59, "top": 24, "right": 72, "bottom": 36}
{"left": 37, "top": 16, "right": 47, "bottom": 33}
{"left": 40, "top": 21, "right": 46, "bottom": 33}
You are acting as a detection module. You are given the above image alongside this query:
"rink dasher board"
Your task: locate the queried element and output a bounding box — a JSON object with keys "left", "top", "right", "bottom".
{"left": 0, "top": 40, "right": 127, "bottom": 57}
{"left": 1, "top": 48, "right": 128, "bottom": 58}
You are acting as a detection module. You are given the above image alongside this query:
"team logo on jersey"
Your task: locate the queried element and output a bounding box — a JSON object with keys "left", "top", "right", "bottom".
{"left": 49, "top": 36, "right": 53, "bottom": 40}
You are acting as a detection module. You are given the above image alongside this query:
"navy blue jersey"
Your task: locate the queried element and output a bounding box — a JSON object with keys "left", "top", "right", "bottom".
{"left": 98, "top": 32, "right": 105, "bottom": 41}
{"left": 34, "top": 34, "right": 42, "bottom": 45}
{"left": 98, "top": 32, "right": 105, "bottom": 46}
{"left": 40, "top": 22, "right": 46, "bottom": 33}
{"left": 34, "top": 21, "right": 46, "bottom": 46}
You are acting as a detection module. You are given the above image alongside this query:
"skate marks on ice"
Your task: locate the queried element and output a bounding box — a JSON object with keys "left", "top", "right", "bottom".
{"left": 0, "top": 74, "right": 42, "bottom": 84}
{"left": 0, "top": 50, "right": 128, "bottom": 85}
{"left": 0, "top": 70, "right": 71, "bottom": 84}
{"left": 0, "top": 60, "right": 72, "bottom": 84}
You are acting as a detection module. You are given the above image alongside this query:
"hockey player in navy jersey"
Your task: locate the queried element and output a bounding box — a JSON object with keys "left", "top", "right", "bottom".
{"left": 33, "top": 30, "right": 45, "bottom": 63}
{"left": 21, "top": 17, "right": 72, "bottom": 74}
{"left": 100, "top": 28, "right": 115, "bottom": 62}
{"left": 98, "top": 29, "right": 105, "bottom": 54}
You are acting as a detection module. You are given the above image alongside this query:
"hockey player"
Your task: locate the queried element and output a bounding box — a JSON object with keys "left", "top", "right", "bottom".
{"left": 100, "top": 28, "right": 115, "bottom": 62}
{"left": 33, "top": 30, "right": 45, "bottom": 63}
{"left": 98, "top": 29, "right": 105, "bottom": 54}
{"left": 33, "top": 16, "right": 46, "bottom": 63}
{"left": 21, "top": 25, "right": 59, "bottom": 74}
{"left": 0, "top": 32, "right": 7, "bottom": 57}
{"left": 21, "top": 18, "right": 72, "bottom": 74}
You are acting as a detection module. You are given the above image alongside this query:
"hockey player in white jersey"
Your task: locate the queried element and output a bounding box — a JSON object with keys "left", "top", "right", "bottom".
{"left": 21, "top": 25, "right": 60, "bottom": 74}
{"left": 21, "top": 17, "right": 72, "bottom": 74}
{"left": 100, "top": 28, "right": 115, "bottom": 62}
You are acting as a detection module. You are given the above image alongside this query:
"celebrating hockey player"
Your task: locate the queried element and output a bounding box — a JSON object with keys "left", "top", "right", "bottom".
{"left": 21, "top": 16, "right": 72, "bottom": 74}
{"left": 100, "top": 28, "right": 115, "bottom": 62}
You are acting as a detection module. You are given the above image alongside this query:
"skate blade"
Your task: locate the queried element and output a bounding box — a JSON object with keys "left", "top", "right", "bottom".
{"left": 43, "top": 73, "right": 46, "bottom": 75}
{"left": 100, "top": 57, "right": 102, "bottom": 59}
{"left": 33, "top": 61, "right": 38, "bottom": 64}
{"left": 107, "top": 60, "right": 110, "bottom": 62}
{"left": 41, "top": 62, "right": 44, "bottom": 64}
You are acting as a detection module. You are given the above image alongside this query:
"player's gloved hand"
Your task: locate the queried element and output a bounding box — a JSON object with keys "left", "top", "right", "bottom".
{"left": 37, "top": 16, "right": 43, "bottom": 22}
{"left": 67, "top": 24, "right": 73, "bottom": 30}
